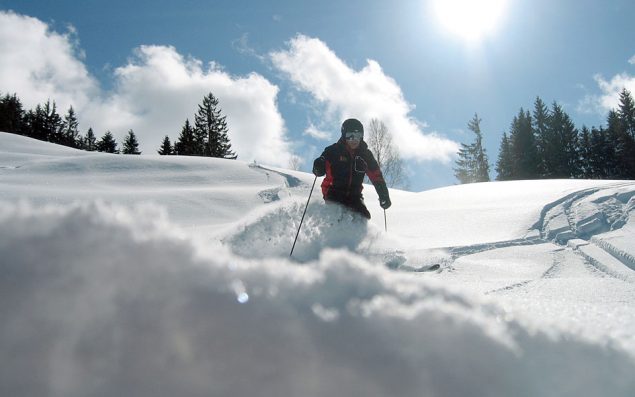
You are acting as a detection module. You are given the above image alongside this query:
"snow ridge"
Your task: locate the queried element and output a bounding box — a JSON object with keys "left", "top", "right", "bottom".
{"left": 536, "top": 183, "right": 635, "bottom": 279}
{"left": 541, "top": 182, "right": 635, "bottom": 243}
{"left": 443, "top": 182, "right": 635, "bottom": 282}
{"left": 427, "top": 182, "right": 635, "bottom": 275}
{"left": 590, "top": 236, "right": 635, "bottom": 273}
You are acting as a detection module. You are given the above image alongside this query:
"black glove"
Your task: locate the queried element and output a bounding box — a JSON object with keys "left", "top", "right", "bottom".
{"left": 313, "top": 156, "right": 326, "bottom": 177}
{"left": 376, "top": 183, "right": 391, "bottom": 209}
{"left": 380, "top": 197, "right": 391, "bottom": 209}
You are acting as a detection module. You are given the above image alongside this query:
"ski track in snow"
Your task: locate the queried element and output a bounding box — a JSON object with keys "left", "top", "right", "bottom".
{"left": 429, "top": 180, "right": 635, "bottom": 354}
{"left": 443, "top": 181, "right": 635, "bottom": 277}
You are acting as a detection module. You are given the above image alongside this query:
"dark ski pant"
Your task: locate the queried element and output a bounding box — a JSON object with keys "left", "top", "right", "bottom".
{"left": 325, "top": 191, "right": 371, "bottom": 219}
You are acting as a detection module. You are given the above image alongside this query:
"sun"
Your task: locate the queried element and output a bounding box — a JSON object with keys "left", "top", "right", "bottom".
{"left": 432, "top": 0, "right": 508, "bottom": 42}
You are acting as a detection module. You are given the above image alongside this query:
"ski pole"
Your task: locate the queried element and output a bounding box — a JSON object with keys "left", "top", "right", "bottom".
{"left": 290, "top": 175, "right": 317, "bottom": 257}
{"left": 384, "top": 209, "right": 387, "bottom": 232}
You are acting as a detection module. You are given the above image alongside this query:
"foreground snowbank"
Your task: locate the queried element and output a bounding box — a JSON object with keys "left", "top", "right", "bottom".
{"left": 225, "top": 198, "right": 396, "bottom": 262}
{"left": 2, "top": 201, "right": 634, "bottom": 397}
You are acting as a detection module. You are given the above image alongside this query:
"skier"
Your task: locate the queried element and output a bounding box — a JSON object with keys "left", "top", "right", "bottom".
{"left": 312, "top": 118, "right": 391, "bottom": 219}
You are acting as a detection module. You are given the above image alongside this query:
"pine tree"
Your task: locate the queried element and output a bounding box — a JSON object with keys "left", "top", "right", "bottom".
{"left": 546, "top": 102, "right": 579, "bottom": 178}
{"left": 619, "top": 133, "right": 635, "bottom": 178}
{"left": 97, "top": 131, "right": 119, "bottom": 153}
{"left": 615, "top": 89, "right": 635, "bottom": 178}
{"left": 43, "top": 100, "right": 63, "bottom": 144}
{"left": 158, "top": 135, "right": 174, "bottom": 155}
{"left": 83, "top": 128, "right": 97, "bottom": 151}
{"left": 495, "top": 133, "right": 513, "bottom": 180}
{"left": 24, "top": 101, "right": 61, "bottom": 143}
{"left": 23, "top": 105, "right": 46, "bottom": 141}
{"left": 578, "top": 126, "right": 593, "bottom": 178}
{"left": 589, "top": 126, "right": 612, "bottom": 178}
{"left": 509, "top": 109, "right": 539, "bottom": 179}
{"left": 606, "top": 111, "right": 626, "bottom": 178}
{"left": 617, "top": 88, "right": 635, "bottom": 139}
{"left": 174, "top": 119, "right": 197, "bottom": 155}
{"left": 61, "top": 106, "right": 80, "bottom": 148}
{"left": 194, "top": 92, "right": 236, "bottom": 159}
{"left": 471, "top": 115, "right": 490, "bottom": 182}
{"left": 454, "top": 143, "right": 472, "bottom": 183}
{"left": 607, "top": 108, "right": 635, "bottom": 179}
{"left": 122, "top": 129, "right": 141, "bottom": 154}
{"left": 0, "top": 93, "right": 24, "bottom": 134}
{"left": 454, "top": 114, "right": 490, "bottom": 184}
{"left": 532, "top": 97, "right": 550, "bottom": 177}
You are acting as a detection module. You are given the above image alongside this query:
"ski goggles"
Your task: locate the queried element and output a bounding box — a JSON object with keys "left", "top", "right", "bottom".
{"left": 345, "top": 131, "right": 363, "bottom": 142}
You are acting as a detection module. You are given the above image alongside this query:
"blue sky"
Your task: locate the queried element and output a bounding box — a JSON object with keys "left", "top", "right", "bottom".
{"left": 1, "top": 0, "right": 634, "bottom": 191}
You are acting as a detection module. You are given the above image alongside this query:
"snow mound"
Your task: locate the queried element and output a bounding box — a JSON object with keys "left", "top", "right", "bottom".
{"left": 2, "top": 201, "right": 635, "bottom": 397}
{"left": 224, "top": 199, "right": 383, "bottom": 262}
{"left": 0, "top": 131, "right": 89, "bottom": 158}
{"left": 542, "top": 183, "right": 635, "bottom": 243}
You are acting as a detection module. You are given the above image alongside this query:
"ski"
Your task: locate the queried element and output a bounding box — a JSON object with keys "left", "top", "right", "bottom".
{"left": 378, "top": 251, "right": 443, "bottom": 273}
{"left": 414, "top": 263, "right": 441, "bottom": 272}
{"left": 395, "top": 263, "right": 441, "bottom": 272}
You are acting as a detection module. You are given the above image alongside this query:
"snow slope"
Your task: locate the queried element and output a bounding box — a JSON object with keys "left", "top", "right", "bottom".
{"left": 1, "top": 132, "right": 635, "bottom": 396}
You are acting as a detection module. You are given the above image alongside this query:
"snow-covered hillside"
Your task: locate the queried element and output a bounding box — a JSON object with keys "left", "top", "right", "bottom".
{"left": 1, "top": 132, "right": 635, "bottom": 396}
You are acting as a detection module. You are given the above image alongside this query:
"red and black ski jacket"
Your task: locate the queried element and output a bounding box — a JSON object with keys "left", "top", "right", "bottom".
{"left": 313, "top": 139, "right": 389, "bottom": 203}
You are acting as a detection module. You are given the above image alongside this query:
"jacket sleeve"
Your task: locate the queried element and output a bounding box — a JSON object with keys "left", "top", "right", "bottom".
{"left": 312, "top": 150, "right": 327, "bottom": 177}
{"left": 364, "top": 150, "right": 390, "bottom": 202}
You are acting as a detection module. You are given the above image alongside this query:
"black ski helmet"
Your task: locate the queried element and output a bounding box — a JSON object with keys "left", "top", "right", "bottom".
{"left": 341, "top": 118, "right": 364, "bottom": 139}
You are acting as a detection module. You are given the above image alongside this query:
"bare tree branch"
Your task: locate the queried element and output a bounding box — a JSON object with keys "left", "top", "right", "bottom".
{"left": 366, "top": 118, "right": 409, "bottom": 189}
{"left": 288, "top": 155, "right": 302, "bottom": 171}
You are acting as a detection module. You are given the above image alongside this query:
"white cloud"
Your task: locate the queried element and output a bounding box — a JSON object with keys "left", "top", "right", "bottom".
{"left": 95, "top": 45, "right": 291, "bottom": 165}
{"left": 593, "top": 72, "right": 635, "bottom": 111}
{"left": 231, "top": 33, "right": 266, "bottom": 62}
{"left": 0, "top": 11, "right": 99, "bottom": 113}
{"left": 0, "top": 11, "right": 291, "bottom": 166}
{"left": 579, "top": 56, "right": 635, "bottom": 115}
{"left": 304, "top": 123, "right": 332, "bottom": 140}
{"left": 270, "top": 35, "right": 459, "bottom": 163}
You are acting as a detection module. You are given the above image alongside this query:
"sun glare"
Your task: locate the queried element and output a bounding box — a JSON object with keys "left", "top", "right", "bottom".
{"left": 432, "top": 0, "right": 507, "bottom": 42}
